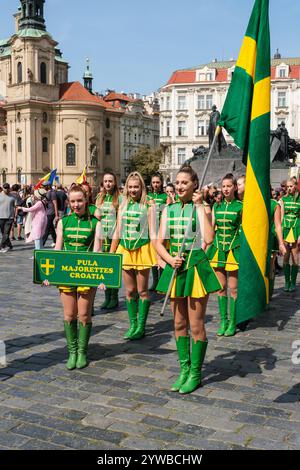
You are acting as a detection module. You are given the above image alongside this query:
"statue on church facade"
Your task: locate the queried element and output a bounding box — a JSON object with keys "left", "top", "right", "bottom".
{"left": 89, "top": 143, "right": 98, "bottom": 166}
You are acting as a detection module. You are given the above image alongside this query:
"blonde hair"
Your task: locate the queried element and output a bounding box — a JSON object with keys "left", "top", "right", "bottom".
{"left": 123, "top": 172, "right": 147, "bottom": 205}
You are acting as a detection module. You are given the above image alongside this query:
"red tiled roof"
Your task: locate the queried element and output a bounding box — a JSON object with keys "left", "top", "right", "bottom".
{"left": 166, "top": 63, "right": 300, "bottom": 85}
{"left": 167, "top": 71, "right": 196, "bottom": 85}
{"left": 104, "top": 92, "right": 134, "bottom": 102}
{"left": 59, "top": 82, "right": 104, "bottom": 105}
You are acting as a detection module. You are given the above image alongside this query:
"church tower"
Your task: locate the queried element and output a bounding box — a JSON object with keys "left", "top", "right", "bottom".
{"left": 19, "top": 0, "right": 46, "bottom": 31}
{"left": 83, "top": 58, "right": 93, "bottom": 94}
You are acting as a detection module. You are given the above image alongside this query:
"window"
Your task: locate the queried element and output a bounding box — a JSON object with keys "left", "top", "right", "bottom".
{"left": 197, "top": 120, "right": 208, "bottom": 136}
{"left": 166, "top": 96, "right": 171, "bottom": 110}
{"left": 177, "top": 148, "right": 186, "bottom": 165}
{"left": 43, "top": 112, "right": 48, "bottom": 123}
{"left": 17, "top": 137, "right": 22, "bottom": 153}
{"left": 178, "top": 121, "right": 186, "bottom": 136}
{"left": 105, "top": 140, "right": 111, "bottom": 155}
{"left": 66, "top": 143, "right": 76, "bottom": 166}
{"left": 17, "top": 112, "right": 21, "bottom": 123}
{"left": 206, "top": 95, "right": 213, "bottom": 109}
{"left": 161, "top": 122, "right": 164, "bottom": 136}
{"left": 3, "top": 143, "right": 7, "bottom": 152}
{"left": 279, "top": 69, "right": 286, "bottom": 78}
{"left": 17, "top": 169, "right": 21, "bottom": 184}
{"left": 178, "top": 95, "right": 186, "bottom": 110}
{"left": 206, "top": 73, "right": 213, "bottom": 81}
{"left": 160, "top": 97, "right": 164, "bottom": 110}
{"left": 197, "top": 95, "right": 205, "bottom": 109}
{"left": 166, "top": 120, "right": 171, "bottom": 137}
{"left": 40, "top": 62, "right": 47, "bottom": 84}
{"left": 42, "top": 137, "right": 48, "bottom": 153}
{"left": 278, "top": 91, "right": 286, "bottom": 107}
{"left": 17, "top": 62, "right": 22, "bottom": 84}
{"left": 106, "top": 118, "right": 110, "bottom": 129}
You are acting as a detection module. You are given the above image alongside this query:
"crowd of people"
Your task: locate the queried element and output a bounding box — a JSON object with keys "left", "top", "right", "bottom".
{"left": 0, "top": 169, "right": 299, "bottom": 394}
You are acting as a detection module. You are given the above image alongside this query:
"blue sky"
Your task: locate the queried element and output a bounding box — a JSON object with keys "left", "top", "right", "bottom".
{"left": 0, "top": 0, "right": 299, "bottom": 95}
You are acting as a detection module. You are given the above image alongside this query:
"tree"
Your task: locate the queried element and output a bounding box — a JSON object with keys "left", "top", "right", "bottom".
{"left": 129, "top": 146, "right": 163, "bottom": 185}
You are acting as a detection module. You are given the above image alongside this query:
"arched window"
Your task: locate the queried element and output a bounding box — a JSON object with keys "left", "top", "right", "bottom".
{"left": 17, "top": 137, "right": 22, "bottom": 153}
{"left": 22, "top": 5, "right": 26, "bottom": 18}
{"left": 105, "top": 140, "right": 111, "bottom": 155}
{"left": 28, "top": 3, "right": 33, "bottom": 17}
{"left": 17, "top": 62, "right": 23, "bottom": 84}
{"left": 17, "top": 112, "right": 21, "bottom": 123}
{"left": 40, "top": 62, "right": 47, "bottom": 84}
{"left": 3, "top": 144, "right": 7, "bottom": 152}
{"left": 42, "top": 137, "right": 48, "bottom": 153}
{"left": 66, "top": 143, "right": 76, "bottom": 166}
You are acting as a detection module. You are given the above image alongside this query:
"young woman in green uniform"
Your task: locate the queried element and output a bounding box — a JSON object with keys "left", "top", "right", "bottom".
{"left": 156, "top": 166, "right": 221, "bottom": 394}
{"left": 147, "top": 172, "right": 168, "bottom": 290}
{"left": 206, "top": 174, "right": 242, "bottom": 337}
{"left": 95, "top": 172, "right": 121, "bottom": 309}
{"left": 43, "top": 185, "right": 103, "bottom": 370}
{"left": 110, "top": 172, "right": 157, "bottom": 340}
{"left": 280, "top": 178, "right": 300, "bottom": 292}
{"left": 269, "top": 196, "right": 286, "bottom": 298}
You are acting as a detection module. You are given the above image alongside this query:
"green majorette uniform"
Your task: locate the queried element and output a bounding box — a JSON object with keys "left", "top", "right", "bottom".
{"left": 147, "top": 191, "right": 168, "bottom": 290}
{"left": 206, "top": 199, "right": 242, "bottom": 337}
{"left": 88, "top": 204, "right": 97, "bottom": 216}
{"left": 157, "top": 201, "right": 221, "bottom": 297}
{"left": 62, "top": 211, "right": 98, "bottom": 253}
{"left": 206, "top": 199, "right": 243, "bottom": 271}
{"left": 270, "top": 199, "right": 279, "bottom": 253}
{"left": 281, "top": 193, "right": 300, "bottom": 244}
{"left": 116, "top": 199, "right": 157, "bottom": 341}
{"left": 282, "top": 193, "right": 300, "bottom": 292}
{"left": 61, "top": 211, "right": 99, "bottom": 371}
{"left": 156, "top": 200, "right": 220, "bottom": 395}
{"left": 96, "top": 194, "right": 121, "bottom": 309}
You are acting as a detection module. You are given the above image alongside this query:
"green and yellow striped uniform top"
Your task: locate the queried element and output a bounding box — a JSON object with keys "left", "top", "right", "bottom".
{"left": 119, "top": 200, "right": 150, "bottom": 251}
{"left": 97, "top": 194, "right": 121, "bottom": 252}
{"left": 213, "top": 199, "right": 243, "bottom": 252}
{"left": 166, "top": 201, "right": 204, "bottom": 268}
{"left": 282, "top": 194, "right": 300, "bottom": 230}
{"left": 62, "top": 212, "right": 98, "bottom": 252}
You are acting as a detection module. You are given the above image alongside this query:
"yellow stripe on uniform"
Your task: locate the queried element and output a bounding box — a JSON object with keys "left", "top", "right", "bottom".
{"left": 251, "top": 77, "right": 271, "bottom": 121}
{"left": 236, "top": 36, "right": 257, "bottom": 79}
{"left": 242, "top": 159, "right": 269, "bottom": 299}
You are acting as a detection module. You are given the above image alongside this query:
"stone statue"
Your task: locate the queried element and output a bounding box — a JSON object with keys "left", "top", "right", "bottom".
{"left": 8, "top": 72, "right": 12, "bottom": 85}
{"left": 89, "top": 144, "right": 98, "bottom": 166}
{"left": 27, "top": 68, "right": 33, "bottom": 81}
{"left": 270, "top": 122, "right": 300, "bottom": 162}
{"left": 208, "top": 105, "right": 226, "bottom": 154}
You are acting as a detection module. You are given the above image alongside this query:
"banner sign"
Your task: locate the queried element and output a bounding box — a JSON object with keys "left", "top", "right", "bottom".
{"left": 34, "top": 250, "right": 122, "bottom": 288}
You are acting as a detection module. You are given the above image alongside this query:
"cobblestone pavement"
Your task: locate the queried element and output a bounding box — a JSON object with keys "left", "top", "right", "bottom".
{"left": 0, "top": 242, "right": 299, "bottom": 450}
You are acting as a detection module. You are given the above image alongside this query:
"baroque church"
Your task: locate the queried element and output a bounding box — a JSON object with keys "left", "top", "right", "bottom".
{"left": 0, "top": 0, "right": 122, "bottom": 186}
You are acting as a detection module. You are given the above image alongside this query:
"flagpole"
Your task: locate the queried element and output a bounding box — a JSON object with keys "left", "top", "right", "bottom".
{"left": 160, "top": 125, "right": 222, "bottom": 317}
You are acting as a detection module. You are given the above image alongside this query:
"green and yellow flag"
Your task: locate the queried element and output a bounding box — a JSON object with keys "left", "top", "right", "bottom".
{"left": 219, "top": 0, "right": 271, "bottom": 323}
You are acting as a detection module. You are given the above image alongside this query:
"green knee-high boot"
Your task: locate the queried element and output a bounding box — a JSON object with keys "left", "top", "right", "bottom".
{"left": 100, "top": 289, "right": 111, "bottom": 309}
{"left": 289, "top": 265, "right": 298, "bottom": 292}
{"left": 217, "top": 296, "right": 228, "bottom": 336}
{"left": 225, "top": 297, "right": 236, "bottom": 337}
{"left": 106, "top": 288, "right": 119, "bottom": 309}
{"left": 171, "top": 336, "right": 190, "bottom": 392}
{"left": 64, "top": 320, "right": 78, "bottom": 370}
{"left": 130, "top": 299, "right": 151, "bottom": 340}
{"left": 124, "top": 299, "right": 138, "bottom": 339}
{"left": 76, "top": 322, "right": 92, "bottom": 369}
{"left": 179, "top": 339, "right": 207, "bottom": 394}
{"left": 149, "top": 267, "right": 159, "bottom": 291}
{"left": 283, "top": 264, "right": 291, "bottom": 292}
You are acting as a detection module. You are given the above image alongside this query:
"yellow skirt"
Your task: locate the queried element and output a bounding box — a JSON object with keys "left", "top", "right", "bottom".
{"left": 117, "top": 242, "right": 157, "bottom": 271}
{"left": 170, "top": 267, "right": 208, "bottom": 299}
{"left": 58, "top": 286, "right": 93, "bottom": 294}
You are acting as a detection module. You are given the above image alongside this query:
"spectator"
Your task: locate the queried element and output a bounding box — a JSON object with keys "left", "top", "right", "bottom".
{"left": 21, "top": 188, "right": 48, "bottom": 255}
{"left": 0, "top": 183, "right": 16, "bottom": 253}
{"left": 42, "top": 181, "right": 59, "bottom": 246}
{"left": 56, "top": 184, "right": 68, "bottom": 219}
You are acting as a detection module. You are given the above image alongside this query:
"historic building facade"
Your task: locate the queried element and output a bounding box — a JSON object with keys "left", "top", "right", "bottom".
{"left": 159, "top": 54, "right": 300, "bottom": 181}
{"left": 103, "top": 92, "right": 159, "bottom": 182}
{"left": 0, "top": 0, "right": 122, "bottom": 187}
